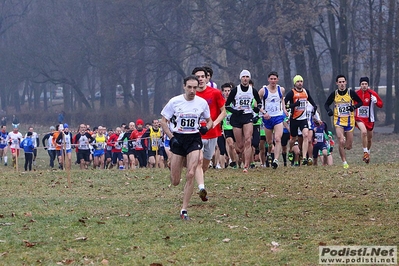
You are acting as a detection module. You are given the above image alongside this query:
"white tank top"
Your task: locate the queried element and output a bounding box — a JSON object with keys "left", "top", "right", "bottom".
{"left": 234, "top": 85, "right": 254, "bottom": 114}
{"left": 263, "top": 86, "right": 283, "bottom": 117}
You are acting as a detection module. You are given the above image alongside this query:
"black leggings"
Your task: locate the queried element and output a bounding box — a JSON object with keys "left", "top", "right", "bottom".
{"left": 25, "top": 152, "right": 33, "bottom": 171}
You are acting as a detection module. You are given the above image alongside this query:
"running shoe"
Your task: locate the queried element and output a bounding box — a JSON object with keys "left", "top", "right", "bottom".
{"left": 250, "top": 162, "right": 256, "bottom": 169}
{"left": 243, "top": 168, "right": 248, "bottom": 173}
{"left": 215, "top": 164, "right": 222, "bottom": 169}
{"left": 363, "top": 152, "right": 370, "bottom": 164}
{"left": 343, "top": 162, "right": 349, "bottom": 169}
{"left": 302, "top": 158, "right": 308, "bottom": 165}
{"left": 307, "top": 158, "right": 313, "bottom": 166}
{"left": 288, "top": 152, "right": 294, "bottom": 162}
{"left": 180, "top": 210, "right": 190, "bottom": 220}
{"left": 229, "top": 161, "right": 237, "bottom": 168}
{"left": 198, "top": 188, "right": 208, "bottom": 202}
{"left": 267, "top": 155, "right": 272, "bottom": 166}
{"left": 272, "top": 159, "right": 279, "bottom": 169}
{"left": 4, "top": 162, "right": 7, "bottom": 166}
{"left": 294, "top": 162, "right": 299, "bottom": 167}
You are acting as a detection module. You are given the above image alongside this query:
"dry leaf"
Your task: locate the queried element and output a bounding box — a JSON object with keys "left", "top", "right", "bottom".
{"left": 75, "top": 237, "right": 87, "bottom": 241}
{"left": 101, "top": 259, "right": 109, "bottom": 265}
{"left": 222, "top": 238, "right": 231, "bottom": 243}
{"left": 0, "top": 252, "right": 8, "bottom": 257}
{"left": 24, "top": 212, "right": 32, "bottom": 217}
{"left": 23, "top": 240, "right": 36, "bottom": 247}
{"left": 228, "top": 225, "right": 238, "bottom": 229}
{"left": 150, "top": 263, "right": 162, "bottom": 266}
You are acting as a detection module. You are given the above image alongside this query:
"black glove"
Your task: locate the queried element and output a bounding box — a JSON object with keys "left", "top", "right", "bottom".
{"left": 199, "top": 126, "right": 209, "bottom": 135}
{"left": 327, "top": 109, "right": 333, "bottom": 116}
{"left": 253, "top": 107, "right": 260, "bottom": 113}
{"left": 44, "top": 147, "right": 48, "bottom": 150}
{"left": 170, "top": 137, "right": 180, "bottom": 149}
{"left": 348, "top": 105, "right": 356, "bottom": 112}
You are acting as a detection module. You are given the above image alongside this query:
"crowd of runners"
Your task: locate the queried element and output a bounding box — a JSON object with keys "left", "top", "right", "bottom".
{"left": 0, "top": 67, "right": 383, "bottom": 220}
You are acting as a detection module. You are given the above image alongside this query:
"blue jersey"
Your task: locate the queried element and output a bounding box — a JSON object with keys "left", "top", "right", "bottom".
{"left": 0, "top": 131, "right": 8, "bottom": 148}
{"left": 20, "top": 138, "right": 35, "bottom": 153}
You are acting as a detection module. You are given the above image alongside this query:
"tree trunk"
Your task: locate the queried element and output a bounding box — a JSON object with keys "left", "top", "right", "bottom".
{"left": 338, "top": 0, "right": 349, "bottom": 76}
{"left": 327, "top": 0, "right": 339, "bottom": 92}
{"left": 304, "top": 29, "right": 331, "bottom": 130}
{"left": 385, "top": 0, "right": 395, "bottom": 125}
{"left": 394, "top": 1, "right": 399, "bottom": 133}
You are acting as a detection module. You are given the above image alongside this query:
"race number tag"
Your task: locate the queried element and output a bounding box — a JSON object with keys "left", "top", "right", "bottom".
{"left": 337, "top": 103, "right": 350, "bottom": 117}
{"left": 296, "top": 98, "right": 307, "bottom": 111}
{"left": 315, "top": 132, "right": 324, "bottom": 142}
{"left": 357, "top": 106, "right": 369, "bottom": 118}
{"left": 178, "top": 114, "right": 198, "bottom": 132}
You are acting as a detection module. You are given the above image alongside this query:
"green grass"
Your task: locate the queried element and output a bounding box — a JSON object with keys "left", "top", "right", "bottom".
{"left": 0, "top": 132, "right": 398, "bottom": 265}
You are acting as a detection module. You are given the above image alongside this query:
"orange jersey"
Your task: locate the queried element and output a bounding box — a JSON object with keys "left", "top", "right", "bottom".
{"left": 52, "top": 131, "right": 62, "bottom": 150}
{"left": 291, "top": 89, "right": 309, "bottom": 120}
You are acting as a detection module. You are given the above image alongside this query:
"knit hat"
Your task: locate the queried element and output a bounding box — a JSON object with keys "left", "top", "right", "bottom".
{"left": 359, "top": 76, "right": 369, "bottom": 85}
{"left": 239, "top": 70, "right": 251, "bottom": 79}
{"left": 136, "top": 119, "right": 144, "bottom": 126}
{"left": 63, "top": 123, "right": 69, "bottom": 129}
{"left": 293, "top": 75, "right": 303, "bottom": 85}
{"left": 50, "top": 126, "right": 55, "bottom": 131}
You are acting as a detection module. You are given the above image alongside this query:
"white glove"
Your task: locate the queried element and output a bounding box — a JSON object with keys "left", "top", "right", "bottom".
{"left": 370, "top": 95, "right": 377, "bottom": 103}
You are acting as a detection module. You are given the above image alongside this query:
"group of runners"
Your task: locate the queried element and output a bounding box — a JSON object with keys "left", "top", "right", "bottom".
{"left": 159, "top": 68, "right": 383, "bottom": 220}
{"left": 0, "top": 67, "right": 383, "bottom": 220}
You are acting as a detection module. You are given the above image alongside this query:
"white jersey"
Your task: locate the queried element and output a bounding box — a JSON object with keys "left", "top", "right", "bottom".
{"left": 25, "top": 132, "right": 39, "bottom": 148}
{"left": 47, "top": 135, "right": 55, "bottom": 150}
{"left": 161, "top": 94, "right": 210, "bottom": 134}
{"left": 207, "top": 81, "right": 218, "bottom": 89}
{"left": 234, "top": 85, "right": 255, "bottom": 114}
{"left": 262, "top": 85, "right": 284, "bottom": 117}
{"left": 6, "top": 131, "right": 23, "bottom": 149}
{"left": 305, "top": 102, "right": 316, "bottom": 129}
{"left": 58, "top": 132, "right": 72, "bottom": 150}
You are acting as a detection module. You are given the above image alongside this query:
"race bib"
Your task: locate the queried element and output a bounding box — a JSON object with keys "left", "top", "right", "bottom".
{"left": 315, "top": 132, "right": 324, "bottom": 142}
{"left": 178, "top": 114, "right": 198, "bottom": 133}
{"left": 337, "top": 103, "right": 350, "bottom": 117}
{"left": 296, "top": 98, "right": 307, "bottom": 111}
{"left": 357, "top": 106, "right": 369, "bottom": 118}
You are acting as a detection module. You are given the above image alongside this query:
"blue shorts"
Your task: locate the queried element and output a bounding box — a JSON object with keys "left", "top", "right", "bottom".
{"left": 263, "top": 115, "right": 285, "bottom": 130}
{"left": 93, "top": 149, "right": 105, "bottom": 157}
{"left": 164, "top": 138, "right": 170, "bottom": 148}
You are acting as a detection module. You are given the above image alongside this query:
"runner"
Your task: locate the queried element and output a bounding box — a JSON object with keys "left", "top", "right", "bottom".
{"left": 0, "top": 125, "right": 9, "bottom": 166}
{"left": 354, "top": 76, "right": 384, "bottom": 164}
{"left": 42, "top": 126, "right": 56, "bottom": 168}
{"left": 259, "top": 71, "right": 288, "bottom": 169}
{"left": 221, "top": 83, "right": 238, "bottom": 168}
{"left": 324, "top": 74, "right": 363, "bottom": 169}
{"left": 130, "top": 119, "right": 148, "bottom": 168}
{"left": 20, "top": 132, "right": 35, "bottom": 171}
{"left": 6, "top": 126, "right": 23, "bottom": 168}
{"left": 73, "top": 124, "right": 96, "bottom": 170}
{"left": 25, "top": 127, "right": 39, "bottom": 166}
{"left": 160, "top": 75, "right": 212, "bottom": 220}
{"left": 107, "top": 127, "right": 124, "bottom": 170}
{"left": 55, "top": 123, "right": 73, "bottom": 170}
{"left": 224, "top": 70, "right": 262, "bottom": 172}
{"left": 284, "top": 75, "right": 318, "bottom": 165}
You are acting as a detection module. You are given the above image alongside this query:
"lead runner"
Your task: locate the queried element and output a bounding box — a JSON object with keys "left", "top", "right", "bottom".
{"left": 160, "top": 76, "right": 213, "bottom": 221}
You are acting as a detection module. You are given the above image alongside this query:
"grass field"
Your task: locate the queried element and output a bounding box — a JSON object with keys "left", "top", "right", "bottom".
{"left": 0, "top": 131, "right": 398, "bottom": 265}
